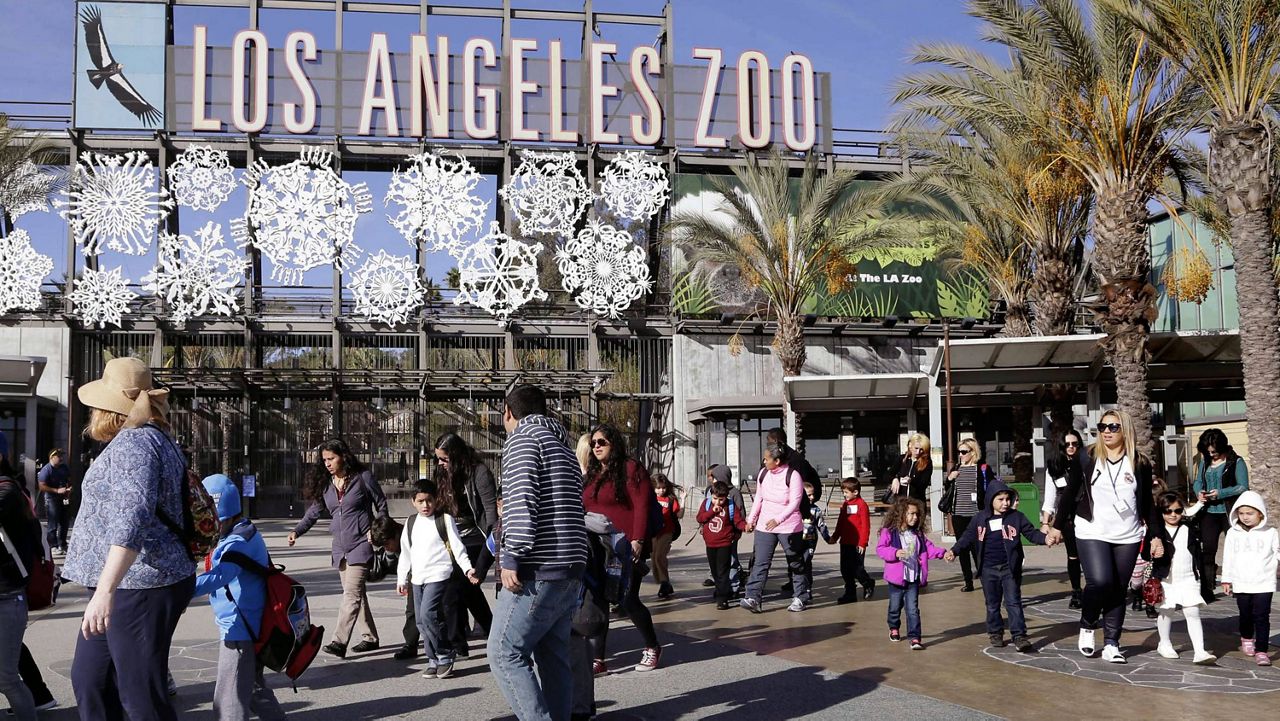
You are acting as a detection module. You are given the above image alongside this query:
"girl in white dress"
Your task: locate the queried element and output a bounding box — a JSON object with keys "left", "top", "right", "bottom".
{"left": 1147, "top": 492, "right": 1216, "bottom": 664}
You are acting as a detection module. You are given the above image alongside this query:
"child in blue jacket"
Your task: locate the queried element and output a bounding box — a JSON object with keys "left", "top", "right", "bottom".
{"left": 193, "top": 474, "right": 287, "bottom": 721}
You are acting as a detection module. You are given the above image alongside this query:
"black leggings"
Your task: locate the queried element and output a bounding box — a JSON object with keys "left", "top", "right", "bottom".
{"left": 951, "top": 515, "right": 978, "bottom": 586}
{"left": 446, "top": 538, "right": 493, "bottom": 649}
{"left": 1199, "top": 512, "right": 1231, "bottom": 598}
{"left": 1076, "top": 539, "right": 1141, "bottom": 646}
{"left": 589, "top": 553, "right": 659, "bottom": 660}
{"left": 1064, "top": 531, "right": 1082, "bottom": 593}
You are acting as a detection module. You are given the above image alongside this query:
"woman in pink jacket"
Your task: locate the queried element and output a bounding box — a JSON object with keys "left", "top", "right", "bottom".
{"left": 740, "top": 444, "right": 810, "bottom": 613}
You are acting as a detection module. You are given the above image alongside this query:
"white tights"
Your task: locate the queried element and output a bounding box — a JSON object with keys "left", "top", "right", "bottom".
{"left": 1157, "top": 606, "right": 1206, "bottom": 654}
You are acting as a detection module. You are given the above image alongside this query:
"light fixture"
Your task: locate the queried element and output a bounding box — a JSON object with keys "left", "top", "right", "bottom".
{"left": 881, "top": 315, "right": 898, "bottom": 328}
{"left": 961, "top": 317, "right": 977, "bottom": 330}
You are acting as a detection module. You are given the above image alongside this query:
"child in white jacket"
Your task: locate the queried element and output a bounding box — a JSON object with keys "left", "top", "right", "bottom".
{"left": 1220, "top": 490, "right": 1278, "bottom": 666}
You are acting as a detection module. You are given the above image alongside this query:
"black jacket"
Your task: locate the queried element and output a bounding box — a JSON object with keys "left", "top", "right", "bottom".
{"left": 1144, "top": 514, "right": 1204, "bottom": 582}
{"left": 899, "top": 456, "right": 933, "bottom": 503}
{"left": 1053, "top": 454, "right": 1157, "bottom": 536}
{"left": 1048, "top": 453, "right": 1086, "bottom": 519}
{"left": 0, "top": 477, "right": 40, "bottom": 594}
{"left": 951, "top": 480, "right": 1047, "bottom": 577}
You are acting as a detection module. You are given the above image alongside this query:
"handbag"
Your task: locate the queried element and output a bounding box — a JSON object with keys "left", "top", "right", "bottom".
{"left": 1141, "top": 564, "right": 1164, "bottom": 607}
{"left": 938, "top": 480, "right": 957, "bottom": 515}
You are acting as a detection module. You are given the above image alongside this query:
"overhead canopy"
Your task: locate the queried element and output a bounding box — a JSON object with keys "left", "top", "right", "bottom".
{"left": 928, "top": 331, "right": 1242, "bottom": 403}
{"left": 784, "top": 373, "right": 930, "bottom": 412}
{"left": 0, "top": 356, "right": 46, "bottom": 397}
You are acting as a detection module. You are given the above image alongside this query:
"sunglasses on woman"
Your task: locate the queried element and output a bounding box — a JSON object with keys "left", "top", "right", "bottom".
{"left": 1064, "top": 441, "right": 1080, "bottom": 448}
{"left": 1163, "top": 507, "right": 1184, "bottom": 516}
{"left": 959, "top": 448, "right": 974, "bottom": 456}
{"left": 591, "top": 439, "right": 610, "bottom": 448}
{"left": 1097, "top": 422, "right": 1121, "bottom": 433}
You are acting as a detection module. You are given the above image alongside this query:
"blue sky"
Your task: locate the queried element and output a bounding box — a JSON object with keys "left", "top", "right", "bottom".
{"left": 1, "top": 0, "right": 988, "bottom": 292}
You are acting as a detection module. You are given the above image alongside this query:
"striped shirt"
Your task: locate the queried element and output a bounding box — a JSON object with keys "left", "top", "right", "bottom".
{"left": 499, "top": 414, "right": 588, "bottom": 580}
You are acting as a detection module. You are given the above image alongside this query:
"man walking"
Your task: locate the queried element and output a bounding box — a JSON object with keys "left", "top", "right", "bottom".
{"left": 36, "top": 449, "right": 72, "bottom": 554}
{"left": 488, "top": 385, "right": 588, "bottom": 721}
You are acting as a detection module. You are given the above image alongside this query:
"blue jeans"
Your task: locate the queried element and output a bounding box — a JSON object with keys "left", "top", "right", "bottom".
{"left": 44, "top": 495, "right": 68, "bottom": 550}
{"left": 413, "top": 581, "right": 455, "bottom": 665}
{"left": 980, "top": 564, "right": 1026, "bottom": 637}
{"left": 745, "top": 531, "right": 810, "bottom": 603}
{"left": 0, "top": 593, "right": 36, "bottom": 721}
{"left": 887, "top": 581, "right": 921, "bottom": 640}
{"left": 487, "top": 578, "right": 581, "bottom": 721}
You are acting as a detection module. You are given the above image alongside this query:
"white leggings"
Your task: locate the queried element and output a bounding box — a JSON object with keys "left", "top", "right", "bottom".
{"left": 1157, "top": 605, "right": 1206, "bottom": 654}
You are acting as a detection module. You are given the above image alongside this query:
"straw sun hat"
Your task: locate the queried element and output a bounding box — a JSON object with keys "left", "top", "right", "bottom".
{"left": 77, "top": 357, "right": 170, "bottom": 428}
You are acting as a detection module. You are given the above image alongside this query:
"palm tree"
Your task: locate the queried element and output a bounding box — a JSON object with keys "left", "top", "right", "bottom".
{"left": 0, "top": 113, "right": 60, "bottom": 232}
{"left": 663, "top": 151, "right": 903, "bottom": 421}
{"left": 1106, "top": 0, "right": 1280, "bottom": 518}
{"left": 897, "top": 0, "right": 1200, "bottom": 453}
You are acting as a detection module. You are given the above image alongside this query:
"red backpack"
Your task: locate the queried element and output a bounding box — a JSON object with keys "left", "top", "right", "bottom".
{"left": 221, "top": 551, "right": 324, "bottom": 689}
{"left": 0, "top": 477, "right": 58, "bottom": 611}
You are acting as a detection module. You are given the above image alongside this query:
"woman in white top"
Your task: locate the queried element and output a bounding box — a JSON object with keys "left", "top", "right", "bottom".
{"left": 1047, "top": 409, "right": 1159, "bottom": 664}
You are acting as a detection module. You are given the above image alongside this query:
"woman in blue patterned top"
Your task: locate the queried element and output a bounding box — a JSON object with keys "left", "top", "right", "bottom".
{"left": 62, "top": 357, "right": 196, "bottom": 721}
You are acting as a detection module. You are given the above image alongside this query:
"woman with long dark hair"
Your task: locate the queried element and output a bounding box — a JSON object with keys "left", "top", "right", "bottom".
{"left": 288, "top": 439, "right": 388, "bottom": 659}
{"left": 430, "top": 433, "right": 498, "bottom": 657}
{"left": 1050, "top": 409, "right": 1160, "bottom": 664}
{"left": 1192, "top": 428, "right": 1249, "bottom": 603}
{"left": 582, "top": 423, "right": 663, "bottom": 673}
{"left": 1043, "top": 429, "right": 1087, "bottom": 608}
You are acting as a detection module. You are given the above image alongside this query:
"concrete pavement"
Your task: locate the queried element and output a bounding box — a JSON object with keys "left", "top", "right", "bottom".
{"left": 12, "top": 518, "right": 1277, "bottom": 720}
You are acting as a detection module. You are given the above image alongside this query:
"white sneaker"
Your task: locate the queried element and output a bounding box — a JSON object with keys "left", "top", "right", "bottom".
{"left": 1156, "top": 643, "right": 1178, "bottom": 659}
{"left": 1102, "top": 645, "right": 1126, "bottom": 664}
{"left": 1193, "top": 651, "right": 1217, "bottom": 665}
{"left": 1078, "top": 629, "right": 1096, "bottom": 657}
{"left": 787, "top": 598, "right": 806, "bottom": 612}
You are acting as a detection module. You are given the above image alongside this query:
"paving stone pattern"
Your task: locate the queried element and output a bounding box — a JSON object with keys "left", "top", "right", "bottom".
{"left": 979, "top": 593, "right": 1280, "bottom": 693}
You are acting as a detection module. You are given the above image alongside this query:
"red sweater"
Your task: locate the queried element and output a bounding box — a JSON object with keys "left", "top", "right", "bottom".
{"left": 656, "top": 494, "right": 681, "bottom": 537}
{"left": 830, "top": 498, "right": 872, "bottom": 549}
{"left": 583, "top": 458, "right": 653, "bottom": 541}
{"left": 697, "top": 500, "right": 745, "bottom": 548}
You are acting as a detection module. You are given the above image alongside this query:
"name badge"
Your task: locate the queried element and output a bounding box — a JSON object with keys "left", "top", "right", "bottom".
{"left": 1114, "top": 497, "right": 1135, "bottom": 519}
{"left": 970, "top": 492, "right": 978, "bottom": 503}
{"left": 847, "top": 505, "right": 859, "bottom": 515}
{"left": 1053, "top": 478, "right": 1067, "bottom": 488}
{"left": 988, "top": 519, "right": 1004, "bottom": 532}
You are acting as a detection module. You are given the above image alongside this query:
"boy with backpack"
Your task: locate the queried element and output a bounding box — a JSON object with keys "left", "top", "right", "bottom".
{"left": 396, "top": 479, "right": 478, "bottom": 680}
{"left": 698, "top": 480, "right": 746, "bottom": 609}
{"left": 192, "top": 474, "right": 287, "bottom": 721}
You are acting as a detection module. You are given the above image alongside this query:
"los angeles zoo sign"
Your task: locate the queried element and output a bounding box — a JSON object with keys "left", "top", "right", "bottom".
{"left": 73, "top": 3, "right": 827, "bottom": 150}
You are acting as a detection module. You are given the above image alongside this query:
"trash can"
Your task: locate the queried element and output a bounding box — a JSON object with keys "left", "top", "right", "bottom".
{"left": 1008, "top": 482, "right": 1040, "bottom": 546}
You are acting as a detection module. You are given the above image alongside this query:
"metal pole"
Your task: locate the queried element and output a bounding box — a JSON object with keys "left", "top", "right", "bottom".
{"left": 943, "top": 319, "right": 955, "bottom": 470}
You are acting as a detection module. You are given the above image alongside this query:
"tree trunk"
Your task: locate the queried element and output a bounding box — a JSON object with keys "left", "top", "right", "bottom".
{"left": 1001, "top": 302, "right": 1033, "bottom": 338}
{"left": 1047, "top": 387, "right": 1076, "bottom": 458}
{"left": 774, "top": 312, "right": 807, "bottom": 377}
{"left": 1092, "top": 183, "right": 1157, "bottom": 455}
{"left": 1209, "top": 122, "right": 1280, "bottom": 513}
{"left": 1032, "top": 257, "right": 1077, "bottom": 337}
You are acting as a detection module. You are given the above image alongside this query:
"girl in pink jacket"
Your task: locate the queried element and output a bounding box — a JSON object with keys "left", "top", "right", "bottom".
{"left": 877, "top": 497, "right": 946, "bottom": 649}
{"left": 740, "top": 445, "right": 809, "bottom": 613}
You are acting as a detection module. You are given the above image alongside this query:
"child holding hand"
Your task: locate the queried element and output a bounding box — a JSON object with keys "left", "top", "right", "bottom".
{"left": 877, "top": 497, "right": 947, "bottom": 650}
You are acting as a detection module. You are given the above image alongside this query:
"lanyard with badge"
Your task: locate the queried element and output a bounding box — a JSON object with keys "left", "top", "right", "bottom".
{"left": 1102, "top": 458, "right": 1135, "bottom": 519}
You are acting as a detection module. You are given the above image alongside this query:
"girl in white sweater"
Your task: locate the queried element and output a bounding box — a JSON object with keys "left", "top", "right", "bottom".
{"left": 1221, "top": 490, "right": 1278, "bottom": 666}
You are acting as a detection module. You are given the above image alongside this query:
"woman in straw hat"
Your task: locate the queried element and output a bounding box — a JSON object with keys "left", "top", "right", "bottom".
{"left": 62, "top": 357, "right": 195, "bottom": 721}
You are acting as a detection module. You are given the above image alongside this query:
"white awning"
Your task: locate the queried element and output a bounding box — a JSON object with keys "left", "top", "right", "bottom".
{"left": 784, "top": 373, "right": 929, "bottom": 412}
{"left": 0, "top": 356, "right": 46, "bottom": 397}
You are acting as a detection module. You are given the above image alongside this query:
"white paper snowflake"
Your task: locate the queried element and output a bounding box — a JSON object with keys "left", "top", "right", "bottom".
{"left": 0, "top": 160, "right": 55, "bottom": 220}
{"left": 498, "top": 150, "right": 592, "bottom": 237}
{"left": 56, "top": 151, "right": 173, "bottom": 256}
{"left": 167, "top": 145, "right": 236, "bottom": 212}
{"left": 385, "top": 150, "right": 488, "bottom": 256}
{"left": 0, "top": 229, "right": 54, "bottom": 314}
{"left": 70, "top": 266, "right": 137, "bottom": 328}
{"left": 599, "top": 151, "right": 669, "bottom": 222}
{"left": 231, "top": 147, "right": 372, "bottom": 286}
{"left": 453, "top": 222, "right": 547, "bottom": 320}
{"left": 141, "top": 221, "right": 246, "bottom": 323}
{"left": 347, "top": 250, "right": 427, "bottom": 326}
{"left": 555, "top": 219, "right": 652, "bottom": 318}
